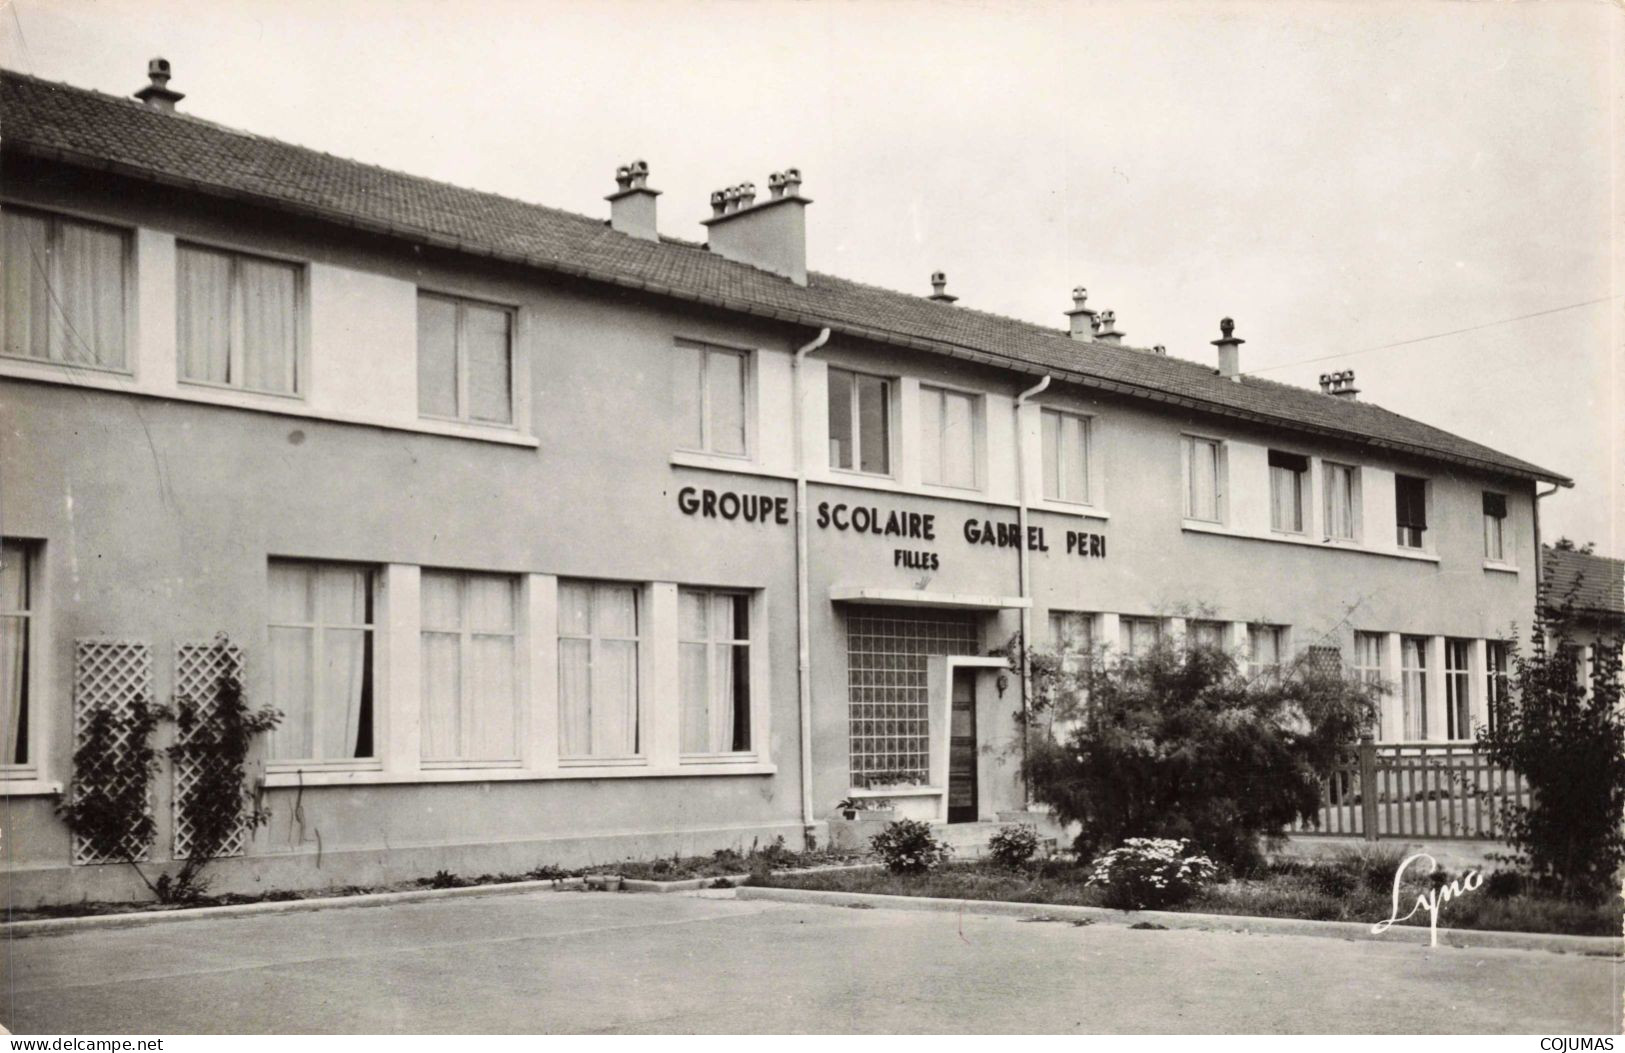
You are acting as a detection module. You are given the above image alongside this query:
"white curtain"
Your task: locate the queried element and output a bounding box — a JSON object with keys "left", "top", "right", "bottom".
{"left": 920, "top": 387, "right": 943, "bottom": 484}
{"left": 827, "top": 368, "right": 854, "bottom": 469}
{"left": 942, "top": 390, "right": 976, "bottom": 488}
{"left": 417, "top": 296, "right": 459, "bottom": 417}
{"left": 1041, "top": 411, "right": 1061, "bottom": 500}
{"left": 268, "top": 563, "right": 369, "bottom": 761}
{"left": 2, "top": 210, "right": 49, "bottom": 360}
{"left": 706, "top": 350, "right": 746, "bottom": 455}
{"left": 420, "top": 570, "right": 463, "bottom": 759}
{"left": 672, "top": 344, "right": 704, "bottom": 451}
{"left": 466, "top": 574, "right": 516, "bottom": 759}
{"left": 321, "top": 627, "right": 367, "bottom": 759}
{"left": 1401, "top": 638, "right": 1427, "bottom": 739}
{"left": 1326, "top": 465, "right": 1355, "bottom": 539}
{"left": 1270, "top": 466, "right": 1301, "bottom": 532}
{"left": 464, "top": 304, "right": 511, "bottom": 424}
{"left": 55, "top": 220, "right": 126, "bottom": 368}
{"left": 678, "top": 589, "right": 709, "bottom": 753}
{"left": 1187, "top": 438, "right": 1218, "bottom": 520}
{"left": 709, "top": 594, "right": 737, "bottom": 752}
{"left": 593, "top": 586, "right": 639, "bottom": 755}
{"left": 856, "top": 374, "right": 889, "bottom": 474}
{"left": 1063, "top": 415, "right": 1089, "bottom": 502}
{"left": 178, "top": 246, "right": 232, "bottom": 384}
{"left": 268, "top": 626, "right": 314, "bottom": 760}
{"left": 240, "top": 257, "right": 298, "bottom": 394}
{"left": 0, "top": 542, "right": 27, "bottom": 767}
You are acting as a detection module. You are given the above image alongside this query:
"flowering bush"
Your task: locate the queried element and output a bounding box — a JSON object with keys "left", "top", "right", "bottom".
{"left": 1087, "top": 838, "right": 1218, "bottom": 910}
{"left": 986, "top": 824, "right": 1041, "bottom": 869}
{"left": 870, "top": 818, "right": 953, "bottom": 874}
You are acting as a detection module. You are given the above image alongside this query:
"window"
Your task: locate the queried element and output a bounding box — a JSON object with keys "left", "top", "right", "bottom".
{"left": 1119, "top": 617, "right": 1161, "bottom": 658}
{"left": 178, "top": 243, "right": 301, "bottom": 395}
{"left": 417, "top": 292, "right": 514, "bottom": 425}
{"left": 1183, "top": 436, "right": 1223, "bottom": 522}
{"left": 557, "top": 581, "right": 641, "bottom": 758}
{"left": 1041, "top": 409, "right": 1092, "bottom": 504}
{"left": 1247, "top": 624, "right": 1287, "bottom": 679}
{"left": 1353, "top": 631, "right": 1385, "bottom": 687}
{"left": 1188, "top": 620, "right": 1227, "bottom": 650}
{"left": 1395, "top": 475, "right": 1428, "bottom": 549}
{"left": 1400, "top": 636, "right": 1428, "bottom": 740}
{"left": 0, "top": 539, "right": 35, "bottom": 769}
{"left": 1050, "top": 610, "right": 1095, "bottom": 655}
{"left": 674, "top": 342, "right": 747, "bottom": 456}
{"left": 827, "top": 368, "right": 891, "bottom": 475}
{"left": 1445, "top": 639, "right": 1472, "bottom": 740}
{"left": 2, "top": 206, "right": 128, "bottom": 369}
{"left": 420, "top": 570, "right": 519, "bottom": 764}
{"left": 1324, "top": 463, "right": 1359, "bottom": 542}
{"left": 1485, "top": 640, "right": 1509, "bottom": 734}
{"left": 1483, "top": 492, "right": 1508, "bottom": 562}
{"left": 920, "top": 385, "right": 981, "bottom": 489}
{"left": 1268, "top": 451, "right": 1309, "bottom": 534}
{"left": 267, "top": 561, "right": 375, "bottom": 763}
{"left": 678, "top": 589, "right": 752, "bottom": 754}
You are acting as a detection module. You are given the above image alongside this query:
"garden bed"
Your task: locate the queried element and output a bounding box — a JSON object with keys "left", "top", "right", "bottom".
{"left": 748, "top": 851, "right": 1622, "bottom": 937}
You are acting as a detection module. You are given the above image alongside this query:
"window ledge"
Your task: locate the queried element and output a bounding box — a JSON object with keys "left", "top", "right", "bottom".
{"left": 1483, "top": 561, "right": 1520, "bottom": 575}
{"left": 0, "top": 360, "right": 539, "bottom": 448}
{"left": 848, "top": 785, "right": 940, "bottom": 798}
{"left": 0, "top": 779, "right": 62, "bottom": 797}
{"left": 1181, "top": 519, "right": 1441, "bottom": 563}
{"left": 262, "top": 763, "right": 777, "bottom": 788}
{"left": 1028, "top": 499, "right": 1111, "bottom": 521}
{"left": 670, "top": 450, "right": 787, "bottom": 478}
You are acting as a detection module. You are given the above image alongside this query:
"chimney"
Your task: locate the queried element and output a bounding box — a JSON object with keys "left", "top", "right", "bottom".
{"left": 1152, "top": 344, "right": 1168, "bottom": 356}
{"left": 606, "top": 160, "right": 660, "bottom": 242}
{"left": 133, "top": 57, "right": 184, "bottom": 112}
{"left": 702, "top": 168, "right": 809, "bottom": 285}
{"left": 1064, "top": 286, "right": 1098, "bottom": 341}
{"left": 927, "top": 271, "right": 958, "bottom": 303}
{"left": 1212, "top": 317, "right": 1244, "bottom": 380}
{"left": 1319, "top": 369, "right": 1361, "bottom": 399}
{"left": 1095, "top": 309, "right": 1124, "bottom": 346}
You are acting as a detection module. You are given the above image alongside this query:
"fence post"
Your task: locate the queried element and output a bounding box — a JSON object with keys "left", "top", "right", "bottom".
{"left": 1358, "top": 735, "right": 1379, "bottom": 842}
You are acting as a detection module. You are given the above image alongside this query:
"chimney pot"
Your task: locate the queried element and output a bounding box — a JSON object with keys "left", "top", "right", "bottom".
{"left": 1095, "top": 309, "right": 1124, "bottom": 346}
{"left": 1326, "top": 369, "right": 1361, "bottom": 399}
{"left": 1064, "top": 285, "right": 1098, "bottom": 341}
{"left": 133, "top": 56, "right": 184, "bottom": 112}
{"left": 928, "top": 271, "right": 958, "bottom": 303}
{"left": 607, "top": 160, "right": 661, "bottom": 241}
{"left": 1153, "top": 344, "right": 1167, "bottom": 355}
{"left": 1211, "top": 317, "right": 1245, "bottom": 380}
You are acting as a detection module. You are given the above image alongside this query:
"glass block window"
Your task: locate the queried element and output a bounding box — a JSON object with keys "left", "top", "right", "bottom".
{"left": 846, "top": 607, "right": 980, "bottom": 789}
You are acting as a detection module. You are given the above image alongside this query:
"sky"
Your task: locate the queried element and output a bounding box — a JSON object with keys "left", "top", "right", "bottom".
{"left": 4, "top": 0, "right": 1619, "bottom": 554}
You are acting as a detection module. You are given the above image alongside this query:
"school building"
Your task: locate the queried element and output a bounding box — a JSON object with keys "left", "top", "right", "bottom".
{"left": 0, "top": 61, "right": 1573, "bottom": 905}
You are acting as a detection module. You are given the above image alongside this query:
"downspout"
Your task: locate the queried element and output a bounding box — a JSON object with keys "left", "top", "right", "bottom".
{"left": 1013, "top": 373, "right": 1052, "bottom": 808}
{"left": 1534, "top": 481, "right": 1561, "bottom": 598}
{"left": 792, "top": 327, "right": 832, "bottom": 846}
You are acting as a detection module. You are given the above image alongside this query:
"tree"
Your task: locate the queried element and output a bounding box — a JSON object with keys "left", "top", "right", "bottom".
{"left": 1016, "top": 635, "right": 1378, "bottom": 870}
{"left": 1478, "top": 589, "right": 1625, "bottom": 900}
{"left": 1550, "top": 537, "right": 1597, "bottom": 555}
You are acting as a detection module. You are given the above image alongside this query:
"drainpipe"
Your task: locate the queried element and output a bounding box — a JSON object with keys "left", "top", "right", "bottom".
{"left": 1533, "top": 481, "right": 1560, "bottom": 600}
{"left": 792, "top": 327, "right": 831, "bottom": 847}
{"left": 1013, "top": 373, "right": 1052, "bottom": 808}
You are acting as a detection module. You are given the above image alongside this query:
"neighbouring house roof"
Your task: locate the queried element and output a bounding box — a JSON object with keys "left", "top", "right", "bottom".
{"left": 1543, "top": 547, "right": 1625, "bottom": 618}
{"left": 0, "top": 69, "right": 1571, "bottom": 486}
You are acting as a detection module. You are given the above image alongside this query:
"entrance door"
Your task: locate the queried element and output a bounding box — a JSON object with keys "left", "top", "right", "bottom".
{"left": 947, "top": 668, "right": 978, "bottom": 823}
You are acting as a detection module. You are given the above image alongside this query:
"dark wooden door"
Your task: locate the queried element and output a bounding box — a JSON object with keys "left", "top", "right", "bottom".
{"left": 947, "top": 669, "right": 978, "bottom": 823}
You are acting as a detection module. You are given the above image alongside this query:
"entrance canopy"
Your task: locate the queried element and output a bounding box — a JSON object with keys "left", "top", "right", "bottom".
{"left": 828, "top": 586, "right": 1032, "bottom": 611}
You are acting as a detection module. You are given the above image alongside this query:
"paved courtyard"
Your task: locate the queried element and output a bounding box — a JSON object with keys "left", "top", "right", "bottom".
{"left": 1, "top": 889, "right": 1618, "bottom": 1033}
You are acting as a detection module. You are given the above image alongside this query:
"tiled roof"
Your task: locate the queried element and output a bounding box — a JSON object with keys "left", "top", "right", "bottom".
{"left": 1543, "top": 547, "right": 1625, "bottom": 617}
{"left": 0, "top": 69, "right": 1569, "bottom": 485}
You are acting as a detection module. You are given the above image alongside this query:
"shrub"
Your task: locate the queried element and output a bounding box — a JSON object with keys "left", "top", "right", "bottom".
{"left": 1088, "top": 838, "right": 1218, "bottom": 910}
{"left": 1477, "top": 591, "right": 1625, "bottom": 901}
{"left": 1483, "top": 869, "right": 1525, "bottom": 900}
{"left": 987, "top": 824, "right": 1041, "bottom": 869}
{"left": 870, "top": 819, "right": 952, "bottom": 874}
{"left": 1310, "top": 865, "right": 1359, "bottom": 899}
{"left": 1017, "top": 633, "right": 1378, "bottom": 870}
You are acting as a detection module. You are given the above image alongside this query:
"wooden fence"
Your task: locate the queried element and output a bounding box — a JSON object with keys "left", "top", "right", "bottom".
{"left": 1292, "top": 738, "right": 1529, "bottom": 842}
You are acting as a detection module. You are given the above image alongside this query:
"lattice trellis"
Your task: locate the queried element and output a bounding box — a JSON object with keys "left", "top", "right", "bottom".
{"left": 172, "top": 640, "right": 249, "bottom": 860}
{"left": 72, "top": 639, "right": 155, "bottom": 865}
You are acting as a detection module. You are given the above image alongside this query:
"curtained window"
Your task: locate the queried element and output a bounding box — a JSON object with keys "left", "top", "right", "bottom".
{"left": 1267, "top": 451, "right": 1308, "bottom": 534}
{"left": 1119, "top": 617, "right": 1161, "bottom": 658}
{"left": 1183, "top": 436, "right": 1222, "bottom": 522}
{"left": 1188, "top": 620, "right": 1227, "bottom": 651}
{"left": 1484, "top": 641, "right": 1509, "bottom": 735}
{"left": 421, "top": 570, "right": 519, "bottom": 764}
{"left": 2, "top": 207, "right": 128, "bottom": 370}
{"left": 1395, "top": 475, "right": 1428, "bottom": 549}
{"left": 1445, "top": 639, "right": 1473, "bottom": 740}
{"left": 557, "top": 581, "right": 641, "bottom": 758}
{"left": 1400, "top": 636, "right": 1428, "bottom": 740}
{"left": 416, "top": 292, "right": 513, "bottom": 425}
{"left": 678, "top": 589, "right": 752, "bottom": 754}
{"left": 0, "top": 539, "right": 34, "bottom": 770}
{"left": 920, "top": 385, "right": 980, "bottom": 489}
{"left": 1041, "top": 409, "right": 1091, "bottom": 504}
{"left": 177, "top": 244, "right": 300, "bottom": 394}
{"left": 1482, "top": 492, "right": 1508, "bottom": 562}
{"left": 1324, "top": 463, "right": 1358, "bottom": 541}
{"left": 673, "top": 342, "right": 747, "bottom": 456}
{"left": 827, "top": 368, "right": 892, "bottom": 475}
{"left": 267, "top": 561, "right": 375, "bottom": 763}
{"left": 1247, "top": 624, "right": 1287, "bottom": 680}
